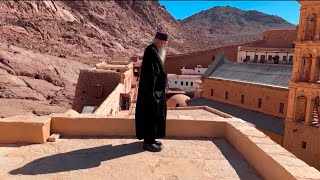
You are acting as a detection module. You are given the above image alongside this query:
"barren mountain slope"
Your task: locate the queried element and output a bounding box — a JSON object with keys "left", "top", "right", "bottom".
{"left": 0, "top": 1, "right": 296, "bottom": 117}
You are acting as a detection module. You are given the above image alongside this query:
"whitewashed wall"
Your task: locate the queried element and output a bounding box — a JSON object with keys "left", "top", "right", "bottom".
{"left": 168, "top": 75, "right": 201, "bottom": 92}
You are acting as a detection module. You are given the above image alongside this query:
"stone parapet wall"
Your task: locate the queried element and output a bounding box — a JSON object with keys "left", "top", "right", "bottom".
{"left": 226, "top": 121, "right": 320, "bottom": 180}
{"left": 0, "top": 115, "right": 50, "bottom": 144}
{"left": 0, "top": 106, "right": 319, "bottom": 179}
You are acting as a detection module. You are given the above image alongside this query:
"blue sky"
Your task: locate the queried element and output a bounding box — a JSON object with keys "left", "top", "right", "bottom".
{"left": 159, "top": 1, "right": 300, "bottom": 24}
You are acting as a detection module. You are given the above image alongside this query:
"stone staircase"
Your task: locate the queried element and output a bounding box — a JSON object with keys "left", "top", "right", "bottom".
{"left": 312, "top": 108, "right": 320, "bottom": 128}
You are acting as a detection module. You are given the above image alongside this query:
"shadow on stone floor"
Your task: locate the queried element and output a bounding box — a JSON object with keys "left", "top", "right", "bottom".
{"left": 10, "top": 141, "right": 143, "bottom": 175}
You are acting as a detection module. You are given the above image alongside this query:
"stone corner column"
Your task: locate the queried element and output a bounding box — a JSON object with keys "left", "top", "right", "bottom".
{"left": 309, "top": 58, "right": 318, "bottom": 83}
{"left": 292, "top": 50, "right": 301, "bottom": 82}
{"left": 286, "top": 88, "right": 297, "bottom": 122}
{"left": 305, "top": 99, "right": 314, "bottom": 126}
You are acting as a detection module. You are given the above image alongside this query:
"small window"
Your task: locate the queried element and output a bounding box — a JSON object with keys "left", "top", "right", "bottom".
{"left": 191, "top": 82, "right": 193, "bottom": 86}
{"left": 211, "top": 89, "right": 214, "bottom": 96}
{"left": 246, "top": 56, "right": 250, "bottom": 60}
{"left": 260, "top": 55, "right": 266, "bottom": 60}
{"left": 181, "top": 81, "right": 183, "bottom": 85}
{"left": 198, "top": 70, "right": 200, "bottom": 73}
{"left": 116, "top": 69, "right": 120, "bottom": 72}
{"left": 254, "top": 55, "right": 258, "bottom": 60}
{"left": 186, "top": 82, "right": 189, "bottom": 86}
{"left": 283, "top": 56, "right": 287, "bottom": 61}
{"left": 225, "top": 91, "right": 229, "bottom": 100}
{"left": 176, "top": 104, "right": 180, "bottom": 108}
{"left": 175, "top": 81, "right": 177, "bottom": 84}
{"left": 289, "top": 56, "right": 293, "bottom": 62}
{"left": 302, "top": 141, "right": 307, "bottom": 149}
{"left": 279, "top": 103, "right": 284, "bottom": 114}
{"left": 258, "top": 98, "right": 262, "bottom": 108}
{"left": 268, "top": 55, "right": 272, "bottom": 60}
{"left": 241, "top": 95, "right": 244, "bottom": 104}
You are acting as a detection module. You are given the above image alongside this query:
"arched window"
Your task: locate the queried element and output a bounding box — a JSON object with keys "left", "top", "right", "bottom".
{"left": 300, "top": 54, "right": 312, "bottom": 82}
{"left": 305, "top": 14, "right": 317, "bottom": 40}
{"left": 294, "top": 96, "right": 307, "bottom": 122}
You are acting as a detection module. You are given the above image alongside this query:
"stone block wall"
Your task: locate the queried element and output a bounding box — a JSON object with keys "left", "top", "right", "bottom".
{"left": 284, "top": 122, "right": 320, "bottom": 170}
{"left": 164, "top": 40, "right": 262, "bottom": 75}
{"left": 202, "top": 78, "right": 289, "bottom": 118}
{"left": 72, "top": 69, "right": 121, "bottom": 112}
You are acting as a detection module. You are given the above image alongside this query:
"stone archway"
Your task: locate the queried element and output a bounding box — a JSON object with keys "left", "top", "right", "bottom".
{"left": 300, "top": 53, "right": 312, "bottom": 82}
{"left": 305, "top": 13, "right": 317, "bottom": 40}
{"left": 294, "top": 95, "right": 307, "bottom": 122}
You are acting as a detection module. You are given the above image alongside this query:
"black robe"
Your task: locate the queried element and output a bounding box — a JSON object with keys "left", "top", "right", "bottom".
{"left": 135, "top": 44, "right": 167, "bottom": 140}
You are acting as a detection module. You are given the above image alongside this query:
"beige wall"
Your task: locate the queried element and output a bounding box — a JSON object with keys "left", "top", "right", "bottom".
{"left": 259, "top": 128, "right": 284, "bottom": 145}
{"left": 120, "top": 66, "right": 133, "bottom": 94}
{"left": 202, "top": 78, "right": 289, "bottom": 118}
{"left": 72, "top": 69, "right": 121, "bottom": 112}
{"left": 165, "top": 45, "right": 240, "bottom": 74}
{"left": 284, "top": 121, "right": 320, "bottom": 170}
{"left": 225, "top": 122, "right": 318, "bottom": 180}
{"left": 94, "top": 83, "right": 124, "bottom": 116}
{"left": 0, "top": 116, "right": 50, "bottom": 144}
{"left": 164, "top": 40, "right": 264, "bottom": 75}
{"left": 194, "top": 90, "right": 202, "bottom": 98}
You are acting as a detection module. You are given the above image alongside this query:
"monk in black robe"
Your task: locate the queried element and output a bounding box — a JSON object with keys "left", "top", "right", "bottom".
{"left": 135, "top": 32, "right": 168, "bottom": 152}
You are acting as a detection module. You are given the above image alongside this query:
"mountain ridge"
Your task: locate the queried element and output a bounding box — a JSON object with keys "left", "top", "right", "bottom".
{"left": 0, "top": 1, "right": 296, "bottom": 117}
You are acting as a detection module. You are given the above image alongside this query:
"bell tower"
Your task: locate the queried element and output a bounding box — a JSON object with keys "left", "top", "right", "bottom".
{"left": 284, "top": 1, "right": 320, "bottom": 170}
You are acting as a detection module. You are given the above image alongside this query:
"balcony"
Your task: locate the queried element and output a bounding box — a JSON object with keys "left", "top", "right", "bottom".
{"left": 291, "top": 72, "right": 320, "bottom": 85}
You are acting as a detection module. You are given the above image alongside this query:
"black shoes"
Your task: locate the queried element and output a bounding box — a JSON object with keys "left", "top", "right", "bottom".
{"left": 143, "top": 141, "right": 163, "bottom": 152}
{"left": 155, "top": 140, "right": 162, "bottom": 147}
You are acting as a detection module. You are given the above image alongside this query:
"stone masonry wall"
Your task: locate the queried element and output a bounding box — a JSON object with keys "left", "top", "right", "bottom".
{"left": 72, "top": 69, "right": 121, "bottom": 112}
{"left": 202, "top": 78, "right": 289, "bottom": 118}
{"left": 94, "top": 83, "right": 124, "bottom": 115}
{"left": 284, "top": 121, "right": 320, "bottom": 170}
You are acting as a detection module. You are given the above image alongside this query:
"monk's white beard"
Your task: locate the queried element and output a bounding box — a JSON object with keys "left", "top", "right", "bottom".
{"left": 158, "top": 47, "right": 167, "bottom": 64}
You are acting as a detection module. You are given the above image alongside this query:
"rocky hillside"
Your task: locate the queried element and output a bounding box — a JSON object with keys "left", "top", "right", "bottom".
{"left": 0, "top": 1, "right": 296, "bottom": 117}
{"left": 0, "top": 0, "right": 187, "bottom": 117}
{"left": 180, "top": 6, "right": 295, "bottom": 48}
{"left": 0, "top": 1, "right": 187, "bottom": 63}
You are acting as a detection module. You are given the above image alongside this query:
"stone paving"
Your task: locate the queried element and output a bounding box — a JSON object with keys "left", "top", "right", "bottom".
{"left": 167, "top": 109, "right": 221, "bottom": 120}
{"left": 0, "top": 138, "right": 262, "bottom": 180}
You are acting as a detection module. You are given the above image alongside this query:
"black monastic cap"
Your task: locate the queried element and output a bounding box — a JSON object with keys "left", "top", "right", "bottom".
{"left": 155, "top": 32, "right": 169, "bottom": 41}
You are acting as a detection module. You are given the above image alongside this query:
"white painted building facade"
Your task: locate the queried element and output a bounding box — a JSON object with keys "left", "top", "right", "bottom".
{"left": 237, "top": 46, "right": 294, "bottom": 65}
{"left": 181, "top": 65, "right": 207, "bottom": 75}
{"left": 167, "top": 74, "right": 201, "bottom": 92}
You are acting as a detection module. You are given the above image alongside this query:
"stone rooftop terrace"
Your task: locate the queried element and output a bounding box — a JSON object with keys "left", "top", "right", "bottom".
{"left": 1, "top": 138, "right": 262, "bottom": 180}
{"left": 1, "top": 107, "right": 320, "bottom": 179}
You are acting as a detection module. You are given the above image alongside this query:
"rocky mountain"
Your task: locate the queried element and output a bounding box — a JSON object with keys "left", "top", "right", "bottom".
{"left": 0, "top": 0, "right": 188, "bottom": 117}
{"left": 0, "top": 1, "right": 188, "bottom": 63}
{"left": 0, "top": 1, "right": 296, "bottom": 117}
{"left": 180, "top": 6, "right": 295, "bottom": 47}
